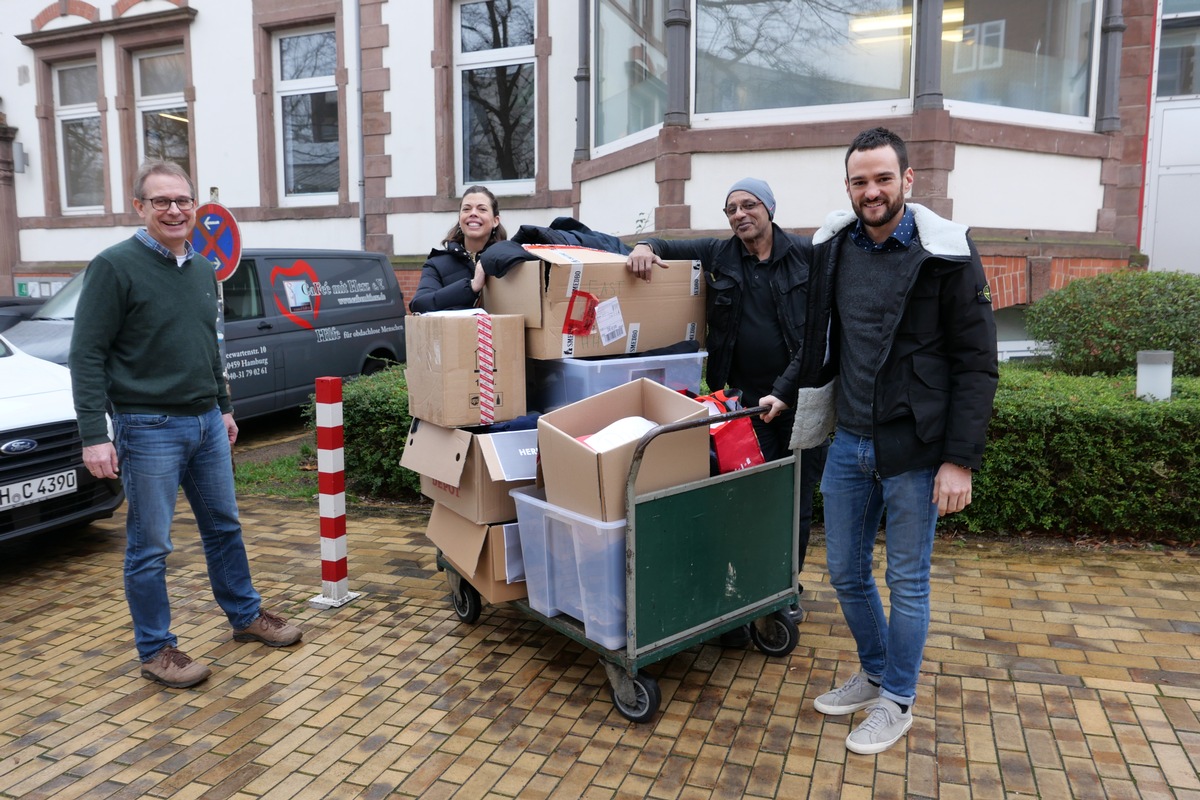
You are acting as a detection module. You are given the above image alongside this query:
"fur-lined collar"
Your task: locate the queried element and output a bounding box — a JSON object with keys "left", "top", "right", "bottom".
{"left": 813, "top": 203, "right": 971, "bottom": 257}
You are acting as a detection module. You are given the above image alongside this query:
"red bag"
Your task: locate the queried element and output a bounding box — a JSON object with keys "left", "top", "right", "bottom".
{"left": 710, "top": 416, "right": 764, "bottom": 473}
{"left": 685, "top": 389, "right": 766, "bottom": 475}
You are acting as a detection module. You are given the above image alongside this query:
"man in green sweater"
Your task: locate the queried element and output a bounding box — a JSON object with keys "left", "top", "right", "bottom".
{"left": 70, "top": 161, "right": 301, "bottom": 689}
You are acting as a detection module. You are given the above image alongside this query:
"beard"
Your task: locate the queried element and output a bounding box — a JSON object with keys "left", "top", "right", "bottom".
{"left": 854, "top": 193, "right": 905, "bottom": 230}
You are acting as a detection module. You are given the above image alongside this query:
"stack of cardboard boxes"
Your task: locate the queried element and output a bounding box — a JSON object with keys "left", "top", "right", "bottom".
{"left": 402, "top": 245, "right": 713, "bottom": 642}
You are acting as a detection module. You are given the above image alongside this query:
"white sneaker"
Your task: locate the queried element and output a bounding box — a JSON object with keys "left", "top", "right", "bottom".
{"left": 845, "top": 698, "right": 914, "bottom": 755}
{"left": 813, "top": 671, "right": 880, "bottom": 715}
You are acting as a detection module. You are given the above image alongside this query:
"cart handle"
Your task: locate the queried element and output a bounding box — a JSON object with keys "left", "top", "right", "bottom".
{"left": 625, "top": 405, "right": 768, "bottom": 497}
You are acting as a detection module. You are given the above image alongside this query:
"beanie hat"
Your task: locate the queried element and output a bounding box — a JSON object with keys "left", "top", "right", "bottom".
{"left": 726, "top": 178, "right": 776, "bottom": 220}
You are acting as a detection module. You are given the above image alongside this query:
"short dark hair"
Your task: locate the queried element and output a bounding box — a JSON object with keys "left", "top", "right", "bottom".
{"left": 845, "top": 127, "right": 909, "bottom": 175}
{"left": 133, "top": 160, "right": 195, "bottom": 201}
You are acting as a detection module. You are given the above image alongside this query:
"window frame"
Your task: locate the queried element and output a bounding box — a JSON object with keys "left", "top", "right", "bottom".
{"left": 452, "top": 0, "right": 538, "bottom": 195}
{"left": 686, "top": 1, "right": 916, "bottom": 134}
{"left": 272, "top": 25, "right": 342, "bottom": 207}
{"left": 132, "top": 47, "right": 190, "bottom": 174}
{"left": 942, "top": 1, "right": 1103, "bottom": 131}
{"left": 51, "top": 59, "right": 105, "bottom": 215}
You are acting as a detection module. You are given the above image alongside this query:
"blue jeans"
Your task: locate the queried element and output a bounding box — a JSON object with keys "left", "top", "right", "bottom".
{"left": 115, "top": 407, "right": 261, "bottom": 661}
{"left": 820, "top": 428, "right": 937, "bottom": 707}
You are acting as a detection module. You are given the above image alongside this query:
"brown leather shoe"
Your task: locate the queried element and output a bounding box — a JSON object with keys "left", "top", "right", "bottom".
{"left": 140, "top": 646, "right": 211, "bottom": 688}
{"left": 232, "top": 609, "right": 302, "bottom": 647}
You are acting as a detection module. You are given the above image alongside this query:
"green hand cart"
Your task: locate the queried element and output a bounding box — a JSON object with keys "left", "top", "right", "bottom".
{"left": 437, "top": 407, "right": 803, "bottom": 723}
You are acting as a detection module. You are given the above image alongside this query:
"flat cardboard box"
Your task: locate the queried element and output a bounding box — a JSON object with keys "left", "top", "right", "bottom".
{"left": 400, "top": 419, "right": 538, "bottom": 523}
{"left": 405, "top": 311, "right": 526, "bottom": 427}
{"left": 426, "top": 503, "right": 526, "bottom": 605}
{"left": 537, "top": 378, "right": 710, "bottom": 521}
{"left": 483, "top": 245, "right": 706, "bottom": 359}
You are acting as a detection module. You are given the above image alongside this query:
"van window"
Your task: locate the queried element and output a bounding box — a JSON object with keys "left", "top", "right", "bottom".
{"left": 223, "top": 260, "right": 264, "bottom": 321}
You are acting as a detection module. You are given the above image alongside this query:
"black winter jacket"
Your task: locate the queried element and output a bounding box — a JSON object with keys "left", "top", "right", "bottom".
{"left": 641, "top": 225, "right": 816, "bottom": 397}
{"left": 410, "top": 242, "right": 480, "bottom": 313}
{"left": 776, "top": 204, "right": 998, "bottom": 477}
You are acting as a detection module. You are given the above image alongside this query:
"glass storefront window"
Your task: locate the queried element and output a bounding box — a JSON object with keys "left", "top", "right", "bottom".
{"left": 595, "top": 0, "right": 667, "bottom": 146}
{"left": 942, "top": 1, "right": 1096, "bottom": 117}
{"left": 696, "top": 1, "right": 912, "bottom": 113}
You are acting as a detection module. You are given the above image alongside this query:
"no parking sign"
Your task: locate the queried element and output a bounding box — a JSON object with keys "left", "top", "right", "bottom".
{"left": 191, "top": 203, "right": 242, "bottom": 282}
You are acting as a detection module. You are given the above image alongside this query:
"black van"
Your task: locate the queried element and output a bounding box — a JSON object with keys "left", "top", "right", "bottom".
{"left": 4, "top": 248, "right": 406, "bottom": 420}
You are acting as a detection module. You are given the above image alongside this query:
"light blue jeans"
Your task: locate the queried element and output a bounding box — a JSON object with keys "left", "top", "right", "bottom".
{"left": 820, "top": 428, "right": 937, "bottom": 707}
{"left": 115, "top": 407, "right": 261, "bottom": 661}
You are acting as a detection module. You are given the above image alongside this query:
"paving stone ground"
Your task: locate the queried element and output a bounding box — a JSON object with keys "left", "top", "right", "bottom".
{"left": 1, "top": 494, "right": 1198, "bottom": 800}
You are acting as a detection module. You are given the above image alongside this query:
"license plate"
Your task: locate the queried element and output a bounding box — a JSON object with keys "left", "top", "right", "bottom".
{"left": 0, "top": 469, "right": 78, "bottom": 511}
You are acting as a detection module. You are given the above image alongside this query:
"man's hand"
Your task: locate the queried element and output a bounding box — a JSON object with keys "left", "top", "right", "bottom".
{"left": 933, "top": 462, "right": 973, "bottom": 517}
{"left": 758, "top": 394, "right": 790, "bottom": 423}
{"left": 83, "top": 442, "right": 120, "bottom": 480}
{"left": 223, "top": 413, "right": 238, "bottom": 445}
{"left": 626, "top": 243, "right": 667, "bottom": 282}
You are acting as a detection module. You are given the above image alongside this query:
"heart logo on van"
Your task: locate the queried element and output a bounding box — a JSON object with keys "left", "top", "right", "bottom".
{"left": 270, "top": 260, "right": 322, "bottom": 330}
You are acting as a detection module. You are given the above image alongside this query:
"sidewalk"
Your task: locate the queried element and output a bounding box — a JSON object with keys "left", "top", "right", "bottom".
{"left": 1, "top": 496, "right": 1198, "bottom": 800}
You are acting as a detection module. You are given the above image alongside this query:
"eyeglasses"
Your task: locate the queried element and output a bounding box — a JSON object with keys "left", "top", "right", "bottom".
{"left": 142, "top": 196, "right": 196, "bottom": 211}
{"left": 723, "top": 200, "right": 762, "bottom": 217}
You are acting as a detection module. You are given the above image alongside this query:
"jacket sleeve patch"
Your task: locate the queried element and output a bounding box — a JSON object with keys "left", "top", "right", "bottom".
{"left": 976, "top": 283, "right": 992, "bottom": 304}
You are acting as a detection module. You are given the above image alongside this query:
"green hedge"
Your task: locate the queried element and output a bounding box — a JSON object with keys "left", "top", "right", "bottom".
{"left": 954, "top": 363, "right": 1200, "bottom": 541}
{"left": 305, "top": 368, "right": 422, "bottom": 499}
{"left": 1024, "top": 270, "right": 1200, "bottom": 376}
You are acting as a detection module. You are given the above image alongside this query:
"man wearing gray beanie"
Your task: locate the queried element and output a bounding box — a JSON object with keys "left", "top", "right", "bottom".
{"left": 626, "top": 177, "right": 829, "bottom": 638}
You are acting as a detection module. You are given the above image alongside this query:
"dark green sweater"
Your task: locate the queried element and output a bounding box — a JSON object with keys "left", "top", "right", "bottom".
{"left": 70, "top": 235, "right": 231, "bottom": 446}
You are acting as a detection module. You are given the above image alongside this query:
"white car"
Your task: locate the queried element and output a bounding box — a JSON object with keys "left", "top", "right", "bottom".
{"left": 0, "top": 334, "right": 123, "bottom": 541}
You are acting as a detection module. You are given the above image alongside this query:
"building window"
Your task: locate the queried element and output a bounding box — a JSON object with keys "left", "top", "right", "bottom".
{"left": 456, "top": 0, "right": 535, "bottom": 189}
{"left": 1158, "top": 12, "right": 1200, "bottom": 97}
{"left": 595, "top": 0, "right": 667, "bottom": 146}
{"left": 53, "top": 61, "right": 104, "bottom": 212}
{"left": 695, "top": 1, "right": 912, "bottom": 114}
{"left": 942, "top": 1, "right": 1097, "bottom": 117}
{"left": 274, "top": 27, "right": 340, "bottom": 199}
{"left": 135, "top": 50, "right": 190, "bottom": 175}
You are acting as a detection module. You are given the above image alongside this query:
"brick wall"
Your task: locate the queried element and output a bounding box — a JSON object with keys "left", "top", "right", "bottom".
{"left": 393, "top": 265, "right": 421, "bottom": 313}
{"left": 982, "top": 256, "right": 1130, "bottom": 310}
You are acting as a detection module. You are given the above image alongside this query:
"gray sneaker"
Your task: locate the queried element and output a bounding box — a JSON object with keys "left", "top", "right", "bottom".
{"left": 813, "top": 671, "right": 880, "bottom": 715}
{"left": 140, "top": 646, "right": 211, "bottom": 688}
{"left": 846, "top": 698, "right": 913, "bottom": 754}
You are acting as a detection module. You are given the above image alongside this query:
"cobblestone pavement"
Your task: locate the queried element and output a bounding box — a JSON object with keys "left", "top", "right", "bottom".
{"left": 2, "top": 497, "right": 1198, "bottom": 799}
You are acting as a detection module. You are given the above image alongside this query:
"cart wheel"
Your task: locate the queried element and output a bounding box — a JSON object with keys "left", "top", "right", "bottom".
{"left": 749, "top": 611, "right": 799, "bottom": 657}
{"left": 610, "top": 674, "right": 661, "bottom": 724}
{"left": 448, "top": 574, "right": 482, "bottom": 624}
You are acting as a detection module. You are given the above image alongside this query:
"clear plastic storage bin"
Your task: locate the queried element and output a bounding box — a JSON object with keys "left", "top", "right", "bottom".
{"left": 509, "top": 485, "right": 627, "bottom": 649}
{"left": 527, "top": 350, "right": 706, "bottom": 412}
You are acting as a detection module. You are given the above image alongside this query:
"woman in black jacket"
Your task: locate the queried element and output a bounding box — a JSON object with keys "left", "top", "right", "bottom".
{"left": 410, "top": 185, "right": 508, "bottom": 312}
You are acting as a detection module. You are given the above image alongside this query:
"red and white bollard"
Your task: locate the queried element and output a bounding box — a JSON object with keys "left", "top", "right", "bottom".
{"left": 310, "top": 377, "right": 361, "bottom": 609}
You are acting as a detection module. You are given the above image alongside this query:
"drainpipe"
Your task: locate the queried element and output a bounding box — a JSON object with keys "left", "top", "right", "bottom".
{"left": 574, "top": 0, "right": 590, "bottom": 161}
{"left": 1096, "top": 0, "right": 1125, "bottom": 133}
{"left": 356, "top": 0, "right": 367, "bottom": 248}
{"left": 664, "top": 0, "right": 689, "bottom": 126}
{"left": 914, "top": 0, "right": 944, "bottom": 110}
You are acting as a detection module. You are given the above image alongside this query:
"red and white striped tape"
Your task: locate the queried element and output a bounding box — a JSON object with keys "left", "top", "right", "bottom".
{"left": 310, "top": 377, "right": 360, "bottom": 608}
{"left": 476, "top": 313, "right": 496, "bottom": 424}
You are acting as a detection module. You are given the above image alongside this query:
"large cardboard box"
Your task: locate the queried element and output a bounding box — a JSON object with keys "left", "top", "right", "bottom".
{"left": 537, "top": 378, "right": 710, "bottom": 522}
{"left": 483, "top": 245, "right": 706, "bottom": 359}
{"left": 400, "top": 419, "right": 537, "bottom": 523}
{"left": 405, "top": 310, "right": 526, "bottom": 426}
{"left": 426, "top": 503, "right": 526, "bottom": 604}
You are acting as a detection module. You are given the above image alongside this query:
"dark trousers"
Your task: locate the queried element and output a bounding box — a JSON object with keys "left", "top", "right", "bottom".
{"left": 752, "top": 410, "right": 829, "bottom": 575}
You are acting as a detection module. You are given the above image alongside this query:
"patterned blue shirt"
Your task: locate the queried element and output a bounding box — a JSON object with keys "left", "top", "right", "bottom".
{"left": 850, "top": 205, "right": 916, "bottom": 253}
{"left": 135, "top": 228, "right": 196, "bottom": 262}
